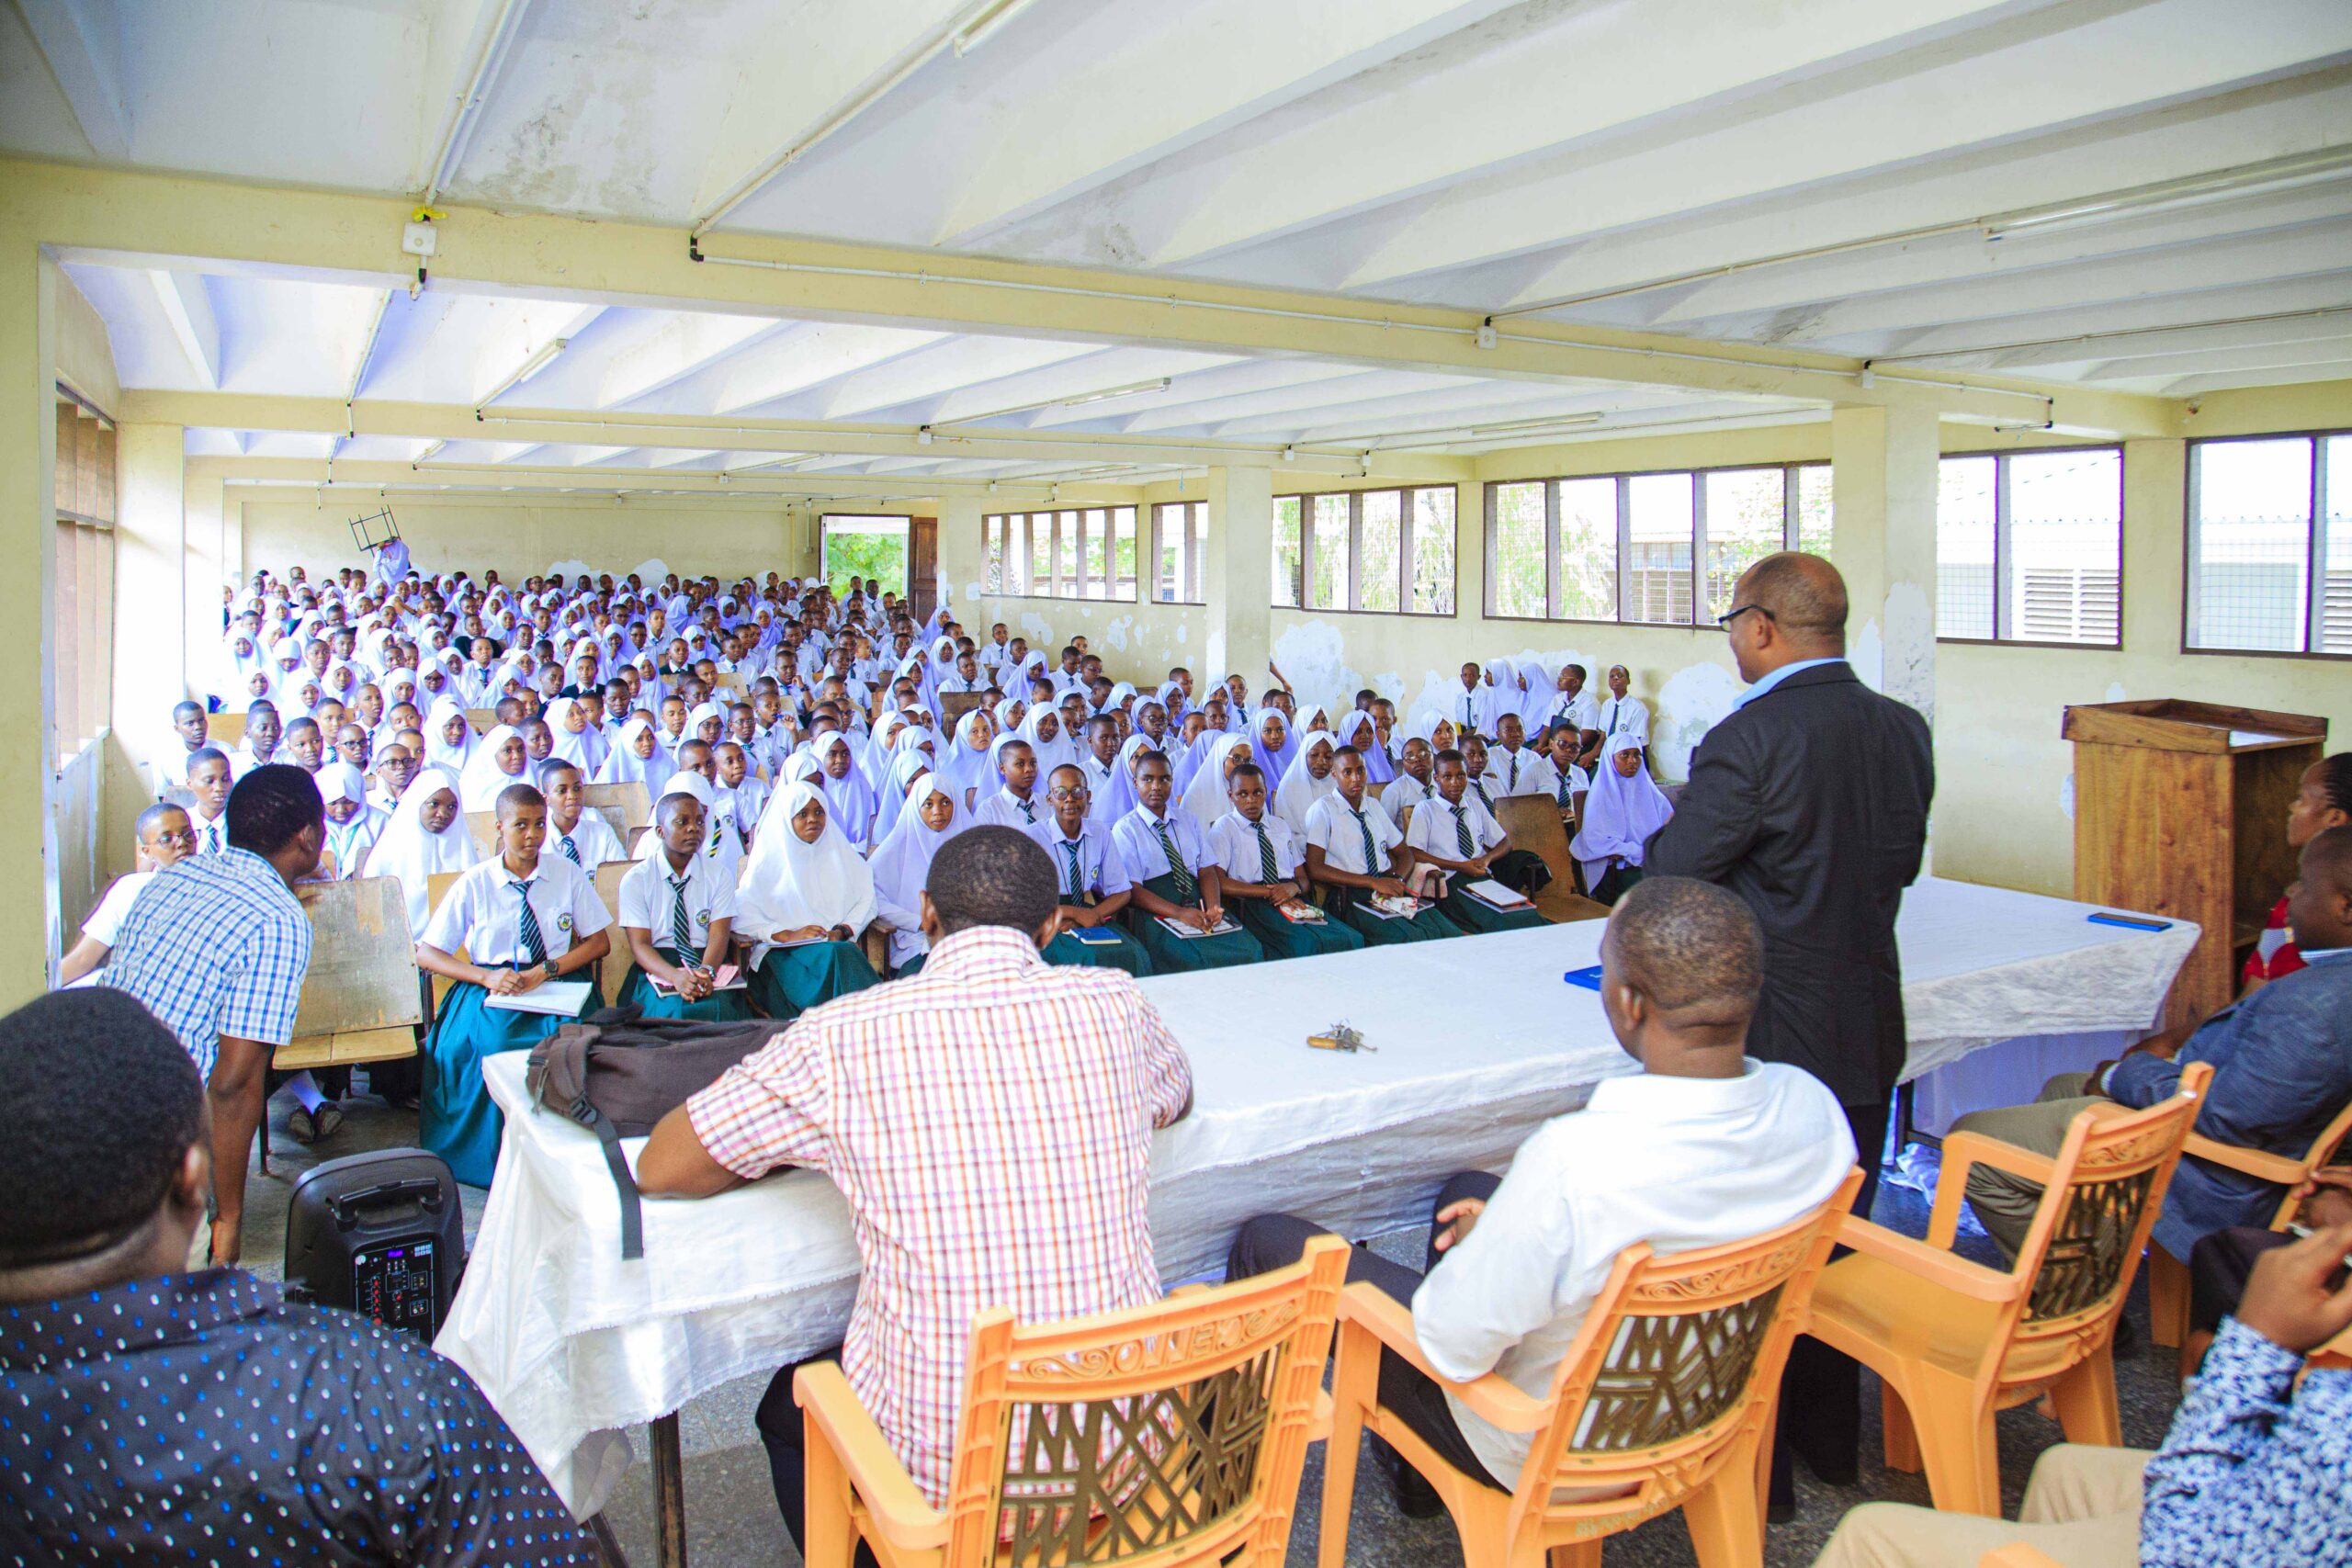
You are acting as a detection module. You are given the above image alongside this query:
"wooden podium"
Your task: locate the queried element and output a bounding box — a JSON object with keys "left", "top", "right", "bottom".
{"left": 2063, "top": 699, "right": 2327, "bottom": 1028}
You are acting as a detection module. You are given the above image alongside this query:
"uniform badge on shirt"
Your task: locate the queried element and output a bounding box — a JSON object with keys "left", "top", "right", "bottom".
{"left": 556, "top": 913, "right": 574, "bottom": 933}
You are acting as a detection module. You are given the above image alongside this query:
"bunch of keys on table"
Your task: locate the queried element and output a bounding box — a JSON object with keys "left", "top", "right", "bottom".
{"left": 1308, "top": 1021, "right": 1374, "bottom": 1053}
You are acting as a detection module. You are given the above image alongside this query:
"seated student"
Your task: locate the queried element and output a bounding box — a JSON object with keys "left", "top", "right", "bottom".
{"left": 616, "top": 791, "right": 755, "bottom": 1023}
{"left": 459, "top": 724, "right": 534, "bottom": 812}
{"left": 1306, "top": 746, "right": 1461, "bottom": 945}
{"left": 1447, "top": 660, "right": 1486, "bottom": 740}
{"left": 1079, "top": 713, "right": 1122, "bottom": 797}
{"left": 1208, "top": 760, "right": 1364, "bottom": 959}
{"left": 1481, "top": 713, "right": 1548, "bottom": 797}
{"left": 2244, "top": 753, "right": 2349, "bottom": 990}
{"left": 1405, "top": 750, "right": 1551, "bottom": 932}
{"left": 59, "top": 803, "right": 196, "bottom": 987}
{"left": 540, "top": 760, "right": 627, "bottom": 869}
{"left": 281, "top": 716, "right": 326, "bottom": 774}
{"left": 1272, "top": 729, "right": 1340, "bottom": 836}
{"left": 334, "top": 720, "right": 373, "bottom": 773}
{"left": 1232, "top": 876, "right": 1850, "bottom": 1501}
{"left": 1112, "top": 750, "right": 1264, "bottom": 973}
{"left": 159, "top": 698, "right": 211, "bottom": 790}
{"left": 973, "top": 736, "right": 1046, "bottom": 830}
{"left": 231, "top": 699, "right": 283, "bottom": 776}
{"left": 1533, "top": 661, "right": 1600, "bottom": 747}
{"left": 414, "top": 784, "right": 611, "bottom": 1187}
{"left": 318, "top": 761, "right": 385, "bottom": 879}
{"left": 1955, "top": 827, "right": 2352, "bottom": 1269}
{"left": 1458, "top": 733, "right": 1503, "bottom": 816}
{"left": 1810, "top": 1219, "right": 2352, "bottom": 1568}
{"left": 1334, "top": 709, "right": 1393, "bottom": 784}
{"left": 1383, "top": 728, "right": 1436, "bottom": 834}
{"left": 1536, "top": 720, "right": 1591, "bottom": 828}
{"left": 939, "top": 646, "right": 992, "bottom": 696}
{"left": 0, "top": 988, "right": 596, "bottom": 1564}
{"left": 635, "top": 827, "right": 1193, "bottom": 1554}
{"left": 368, "top": 740, "right": 417, "bottom": 813}
{"left": 1570, "top": 732, "right": 1671, "bottom": 904}
{"left": 1026, "top": 762, "right": 1152, "bottom": 976}
{"left": 1580, "top": 664, "right": 1651, "bottom": 771}
{"left": 180, "top": 747, "right": 234, "bottom": 855}
{"left": 596, "top": 713, "right": 662, "bottom": 785}
{"left": 734, "top": 781, "right": 882, "bottom": 1021}
{"left": 810, "top": 730, "right": 881, "bottom": 852}
{"left": 714, "top": 740, "right": 766, "bottom": 845}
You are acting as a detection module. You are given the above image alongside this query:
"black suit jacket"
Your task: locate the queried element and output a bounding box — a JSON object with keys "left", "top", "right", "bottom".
{"left": 1643, "top": 661, "right": 1933, "bottom": 1107}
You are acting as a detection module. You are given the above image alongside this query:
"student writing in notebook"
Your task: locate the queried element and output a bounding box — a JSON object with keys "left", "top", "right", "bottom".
{"left": 1405, "top": 750, "right": 1549, "bottom": 933}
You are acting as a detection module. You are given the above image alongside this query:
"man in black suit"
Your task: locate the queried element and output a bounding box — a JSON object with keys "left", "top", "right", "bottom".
{"left": 1644, "top": 551, "right": 1933, "bottom": 1513}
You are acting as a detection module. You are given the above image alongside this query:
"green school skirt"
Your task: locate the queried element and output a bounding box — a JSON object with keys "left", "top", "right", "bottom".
{"left": 617, "top": 947, "right": 758, "bottom": 1023}
{"left": 1042, "top": 926, "right": 1155, "bottom": 976}
{"left": 1332, "top": 889, "right": 1462, "bottom": 946}
{"left": 423, "top": 975, "right": 603, "bottom": 1188}
{"left": 1236, "top": 897, "right": 1366, "bottom": 958}
{"left": 749, "top": 940, "right": 879, "bottom": 1021}
{"left": 1125, "top": 872, "right": 1263, "bottom": 973}
{"left": 1437, "top": 885, "right": 1549, "bottom": 934}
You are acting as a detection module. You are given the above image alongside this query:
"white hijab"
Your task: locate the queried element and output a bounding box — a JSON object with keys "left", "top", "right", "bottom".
{"left": 423, "top": 694, "right": 474, "bottom": 773}
{"left": 870, "top": 774, "right": 968, "bottom": 918}
{"left": 1181, "top": 732, "right": 1252, "bottom": 829}
{"left": 736, "top": 781, "right": 877, "bottom": 940}
{"left": 458, "top": 723, "right": 533, "bottom": 812}
{"left": 362, "top": 765, "right": 477, "bottom": 934}
{"left": 595, "top": 714, "right": 661, "bottom": 785}
{"left": 1272, "top": 730, "right": 1340, "bottom": 835}
{"left": 1571, "top": 732, "right": 1675, "bottom": 872}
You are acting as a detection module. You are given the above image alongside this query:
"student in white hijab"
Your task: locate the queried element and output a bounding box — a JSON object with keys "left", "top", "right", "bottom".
{"left": 595, "top": 714, "right": 662, "bottom": 785}
{"left": 934, "top": 708, "right": 997, "bottom": 811}
{"left": 735, "top": 780, "right": 882, "bottom": 1020}
{"left": 362, "top": 765, "right": 479, "bottom": 939}
{"left": 1569, "top": 731, "right": 1674, "bottom": 904}
{"left": 1272, "top": 729, "right": 1340, "bottom": 836}
{"left": 423, "top": 695, "right": 476, "bottom": 775}
{"left": 868, "top": 774, "right": 968, "bottom": 976}
{"left": 1181, "top": 731, "right": 1252, "bottom": 830}
{"left": 1086, "top": 733, "right": 1154, "bottom": 833}
{"left": 808, "top": 730, "right": 881, "bottom": 852}
{"left": 543, "top": 695, "right": 608, "bottom": 774}
{"left": 317, "top": 761, "right": 385, "bottom": 880}
{"left": 1334, "top": 708, "right": 1394, "bottom": 784}
{"left": 1018, "top": 705, "right": 1080, "bottom": 778}
{"left": 458, "top": 724, "right": 534, "bottom": 812}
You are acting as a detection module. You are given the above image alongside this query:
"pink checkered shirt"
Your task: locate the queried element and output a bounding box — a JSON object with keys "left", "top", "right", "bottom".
{"left": 685, "top": 925, "right": 1193, "bottom": 1506}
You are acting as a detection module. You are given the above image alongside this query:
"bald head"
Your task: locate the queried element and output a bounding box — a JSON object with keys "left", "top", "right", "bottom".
{"left": 2289, "top": 826, "right": 2352, "bottom": 952}
{"left": 1737, "top": 552, "right": 1847, "bottom": 652}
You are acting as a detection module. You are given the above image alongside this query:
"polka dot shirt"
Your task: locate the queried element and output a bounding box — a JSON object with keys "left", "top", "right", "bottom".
{"left": 0, "top": 1269, "right": 595, "bottom": 1565}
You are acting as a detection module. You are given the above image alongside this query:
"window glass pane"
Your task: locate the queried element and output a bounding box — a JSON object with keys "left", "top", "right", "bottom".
{"left": 1080, "top": 509, "right": 1107, "bottom": 599}
{"left": 1056, "top": 513, "right": 1079, "bottom": 599}
{"left": 1359, "top": 490, "right": 1402, "bottom": 612}
{"left": 1624, "top": 472, "right": 1693, "bottom": 624}
{"left": 1937, "top": 457, "right": 1996, "bottom": 639}
{"left": 1310, "top": 493, "right": 1351, "bottom": 609}
{"left": 1272, "top": 497, "right": 1301, "bottom": 608}
{"left": 1488, "top": 481, "right": 1546, "bottom": 617}
{"left": 983, "top": 516, "right": 1003, "bottom": 593}
{"left": 1796, "top": 464, "right": 1835, "bottom": 558}
{"left": 1029, "top": 513, "right": 1052, "bottom": 594}
{"left": 2008, "top": 449, "right": 2120, "bottom": 645}
{"left": 1410, "top": 488, "right": 1455, "bottom": 615}
{"left": 820, "top": 514, "right": 910, "bottom": 597}
{"left": 1556, "top": 478, "right": 1616, "bottom": 621}
{"left": 1190, "top": 505, "right": 1207, "bottom": 604}
{"left": 2192, "top": 438, "right": 2312, "bottom": 651}
{"left": 1153, "top": 505, "right": 1176, "bottom": 602}
{"left": 1113, "top": 507, "right": 1136, "bottom": 599}
{"left": 1703, "top": 468, "right": 1785, "bottom": 620}
{"left": 2324, "top": 434, "right": 2352, "bottom": 654}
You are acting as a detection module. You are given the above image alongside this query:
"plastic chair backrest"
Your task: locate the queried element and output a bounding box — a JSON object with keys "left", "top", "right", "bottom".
{"left": 2271, "top": 1093, "right": 2352, "bottom": 1227}
{"left": 584, "top": 780, "right": 654, "bottom": 832}
{"left": 1507, "top": 1168, "right": 1864, "bottom": 1554}
{"left": 1493, "top": 793, "right": 1577, "bottom": 888}
{"left": 942, "top": 1236, "right": 1348, "bottom": 1566}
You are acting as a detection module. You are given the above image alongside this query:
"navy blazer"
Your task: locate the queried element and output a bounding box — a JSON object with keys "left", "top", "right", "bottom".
{"left": 1644, "top": 660, "right": 1934, "bottom": 1106}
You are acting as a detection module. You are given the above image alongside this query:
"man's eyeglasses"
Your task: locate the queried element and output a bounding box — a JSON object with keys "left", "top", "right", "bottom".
{"left": 1716, "top": 604, "right": 1777, "bottom": 631}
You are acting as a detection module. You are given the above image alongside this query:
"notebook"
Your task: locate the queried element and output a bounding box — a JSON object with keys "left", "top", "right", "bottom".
{"left": 484, "top": 978, "right": 594, "bottom": 1017}
{"left": 1463, "top": 878, "right": 1532, "bottom": 910}
{"left": 1158, "top": 915, "right": 1240, "bottom": 939}
{"left": 650, "top": 963, "right": 744, "bottom": 997}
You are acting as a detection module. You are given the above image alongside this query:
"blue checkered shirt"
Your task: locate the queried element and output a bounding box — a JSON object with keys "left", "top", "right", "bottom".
{"left": 103, "top": 848, "right": 311, "bottom": 1079}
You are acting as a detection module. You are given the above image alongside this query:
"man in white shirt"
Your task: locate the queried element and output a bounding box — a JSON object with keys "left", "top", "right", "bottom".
{"left": 1226, "top": 875, "right": 1854, "bottom": 1509}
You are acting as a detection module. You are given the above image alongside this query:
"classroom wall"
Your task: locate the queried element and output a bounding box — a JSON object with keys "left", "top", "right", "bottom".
{"left": 233, "top": 496, "right": 804, "bottom": 584}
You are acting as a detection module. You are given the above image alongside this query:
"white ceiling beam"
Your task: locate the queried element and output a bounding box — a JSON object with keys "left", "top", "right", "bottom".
{"left": 936, "top": 0, "right": 1522, "bottom": 247}
{"left": 594, "top": 312, "right": 782, "bottom": 408}
{"left": 1020, "top": 360, "right": 1371, "bottom": 431}
{"left": 469, "top": 300, "right": 605, "bottom": 406}
{"left": 813, "top": 336, "right": 1101, "bottom": 420}
{"left": 1854, "top": 273, "right": 2352, "bottom": 364}
{"left": 886, "top": 346, "right": 1240, "bottom": 426}
{"left": 147, "top": 268, "right": 220, "bottom": 389}
{"left": 1337, "top": 0, "right": 2352, "bottom": 288}
{"left": 1117, "top": 369, "right": 1472, "bottom": 434}
{"left": 2080, "top": 334, "right": 2352, "bottom": 382}
{"left": 13, "top": 0, "right": 129, "bottom": 159}
{"left": 412, "top": 0, "right": 534, "bottom": 202}
{"left": 201, "top": 456, "right": 1144, "bottom": 503}
{"left": 2165, "top": 358, "right": 2352, "bottom": 396}
{"left": 1206, "top": 382, "right": 1653, "bottom": 440}
{"left": 710, "top": 321, "right": 947, "bottom": 415}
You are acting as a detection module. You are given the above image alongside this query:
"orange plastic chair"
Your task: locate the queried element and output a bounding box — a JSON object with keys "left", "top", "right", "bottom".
{"left": 2147, "top": 1091, "right": 2352, "bottom": 1353}
{"left": 1806, "top": 1063, "right": 2211, "bottom": 1517}
{"left": 794, "top": 1235, "right": 1348, "bottom": 1568}
{"left": 1317, "top": 1168, "right": 1863, "bottom": 1568}
{"left": 1980, "top": 1549, "right": 2064, "bottom": 1567}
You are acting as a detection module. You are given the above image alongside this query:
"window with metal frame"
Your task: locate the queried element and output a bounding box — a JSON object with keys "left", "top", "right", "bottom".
{"left": 1933, "top": 447, "right": 2122, "bottom": 648}
{"left": 983, "top": 508, "right": 1140, "bottom": 602}
{"left": 1150, "top": 501, "right": 1207, "bottom": 604}
{"left": 1482, "top": 463, "right": 1827, "bottom": 625}
{"left": 2188, "top": 432, "right": 2350, "bottom": 657}
{"left": 1272, "top": 485, "right": 1456, "bottom": 615}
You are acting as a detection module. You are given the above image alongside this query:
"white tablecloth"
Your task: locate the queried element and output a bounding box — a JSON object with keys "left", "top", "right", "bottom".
{"left": 436, "top": 875, "right": 2195, "bottom": 1517}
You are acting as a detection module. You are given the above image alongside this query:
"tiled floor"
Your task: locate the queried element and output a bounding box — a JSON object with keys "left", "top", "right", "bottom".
{"left": 243, "top": 1084, "right": 2183, "bottom": 1568}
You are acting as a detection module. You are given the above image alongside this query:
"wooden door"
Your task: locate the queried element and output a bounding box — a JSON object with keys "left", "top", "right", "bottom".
{"left": 907, "top": 516, "right": 938, "bottom": 622}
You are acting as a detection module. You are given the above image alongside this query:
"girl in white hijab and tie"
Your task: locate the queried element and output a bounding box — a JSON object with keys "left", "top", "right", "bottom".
{"left": 867, "top": 774, "right": 969, "bottom": 976}
{"left": 1569, "top": 731, "right": 1674, "bottom": 905}
{"left": 317, "top": 762, "right": 386, "bottom": 880}
{"left": 362, "top": 765, "right": 479, "bottom": 942}
{"left": 735, "top": 780, "right": 883, "bottom": 1020}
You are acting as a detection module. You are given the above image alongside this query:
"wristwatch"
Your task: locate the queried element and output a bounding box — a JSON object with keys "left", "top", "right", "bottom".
{"left": 542, "top": 959, "right": 560, "bottom": 981}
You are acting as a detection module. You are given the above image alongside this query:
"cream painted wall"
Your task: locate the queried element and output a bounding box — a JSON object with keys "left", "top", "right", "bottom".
{"left": 234, "top": 496, "right": 804, "bottom": 583}
{"left": 53, "top": 269, "right": 119, "bottom": 417}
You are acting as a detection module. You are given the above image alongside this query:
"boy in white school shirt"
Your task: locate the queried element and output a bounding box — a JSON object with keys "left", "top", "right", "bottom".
{"left": 974, "top": 738, "right": 1046, "bottom": 830}
{"left": 59, "top": 804, "right": 196, "bottom": 987}
{"left": 1026, "top": 762, "right": 1151, "bottom": 976}
{"left": 615, "top": 791, "right": 754, "bottom": 1022}
{"left": 1207, "top": 761, "right": 1363, "bottom": 959}
{"left": 183, "top": 750, "right": 235, "bottom": 855}
{"left": 541, "top": 761, "right": 627, "bottom": 870}
{"left": 1480, "top": 713, "right": 1546, "bottom": 798}
{"left": 1227, "top": 876, "right": 1854, "bottom": 1514}
{"left": 1405, "top": 749, "right": 1551, "bottom": 931}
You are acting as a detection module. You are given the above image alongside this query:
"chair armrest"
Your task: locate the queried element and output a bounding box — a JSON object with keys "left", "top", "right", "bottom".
{"left": 794, "top": 1362, "right": 949, "bottom": 1551}
{"left": 1337, "top": 1281, "right": 1554, "bottom": 1432}
{"left": 1940, "top": 1131, "right": 2059, "bottom": 1188}
{"left": 1979, "top": 1548, "right": 2064, "bottom": 1568}
{"left": 1836, "top": 1216, "right": 2024, "bottom": 1304}
{"left": 2181, "top": 1133, "right": 2308, "bottom": 1186}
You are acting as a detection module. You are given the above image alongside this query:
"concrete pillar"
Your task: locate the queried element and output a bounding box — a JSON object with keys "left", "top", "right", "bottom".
{"left": 936, "top": 493, "right": 982, "bottom": 617}
{"left": 185, "top": 467, "right": 223, "bottom": 688}
{"left": 1202, "top": 465, "right": 1273, "bottom": 688}
{"left": 1830, "top": 405, "right": 1940, "bottom": 721}
{"left": 1, "top": 238, "right": 60, "bottom": 1002}
{"left": 2120, "top": 438, "right": 2186, "bottom": 657}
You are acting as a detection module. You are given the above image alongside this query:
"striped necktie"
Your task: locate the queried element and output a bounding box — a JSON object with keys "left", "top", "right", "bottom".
{"left": 1153, "top": 818, "right": 1197, "bottom": 903}
{"left": 512, "top": 879, "right": 548, "bottom": 967}
{"left": 1474, "top": 781, "right": 1496, "bottom": 812}
{"left": 1253, "top": 820, "right": 1279, "bottom": 883}
{"left": 669, "top": 874, "right": 695, "bottom": 958}
{"left": 202, "top": 823, "right": 220, "bottom": 854}
{"left": 1454, "top": 805, "right": 1476, "bottom": 858}
{"left": 1351, "top": 807, "right": 1383, "bottom": 876}
{"left": 1506, "top": 750, "right": 1519, "bottom": 791}
{"left": 1061, "top": 839, "right": 1085, "bottom": 898}
{"left": 1016, "top": 793, "right": 1035, "bottom": 824}
{"left": 1557, "top": 767, "right": 1574, "bottom": 807}
{"left": 559, "top": 834, "right": 582, "bottom": 865}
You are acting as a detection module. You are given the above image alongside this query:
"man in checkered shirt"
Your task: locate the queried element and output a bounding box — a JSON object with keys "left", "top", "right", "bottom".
{"left": 638, "top": 825, "right": 1194, "bottom": 1551}
{"left": 105, "top": 764, "right": 322, "bottom": 1267}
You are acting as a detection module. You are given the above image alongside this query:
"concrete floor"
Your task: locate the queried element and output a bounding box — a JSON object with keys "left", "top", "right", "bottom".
{"left": 242, "top": 1080, "right": 2184, "bottom": 1568}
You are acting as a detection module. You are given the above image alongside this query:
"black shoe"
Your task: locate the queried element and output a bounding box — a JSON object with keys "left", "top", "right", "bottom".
{"left": 2111, "top": 1313, "right": 2143, "bottom": 1359}
{"left": 1792, "top": 1442, "right": 1858, "bottom": 1488}
{"left": 1380, "top": 1449, "right": 1445, "bottom": 1519}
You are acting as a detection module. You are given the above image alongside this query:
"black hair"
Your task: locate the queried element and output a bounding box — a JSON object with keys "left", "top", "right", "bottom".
{"left": 1088, "top": 715, "right": 1118, "bottom": 733}
{"left": 284, "top": 716, "right": 321, "bottom": 737}
{"left": 1229, "top": 761, "right": 1264, "bottom": 783}
{"left": 134, "top": 801, "right": 187, "bottom": 839}
{"left": 1608, "top": 876, "right": 1763, "bottom": 1020}
{"left": 654, "top": 791, "right": 703, "bottom": 825}
{"left": 1565, "top": 663, "right": 1587, "bottom": 682}
{"left": 226, "top": 763, "right": 325, "bottom": 855}
{"left": 187, "top": 745, "right": 231, "bottom": 773}
{"left": 926, "top": 826, "right": 1058, "bottom": 938}
{"left": 0, "top": 990, "right": 203, "bottom": 1265}
{"left": 494, "top": 783, "right": 545, "bottom": 820}
{"left": 1134, "top": 748, "right": 1171, "bottom": 773}
{"left": 2319, "top": 752, "right": 2352, "bottom": 816}
{"left": 172, "top": 699, "right": 204, "bottom": 721}
{"left": 244, "top": 698, "right": 278, "bottom": 716}
{"left": 539, "top": 760, "right": 580, "bottom": 784}
{"left": 1432, "top": 748, "right": 1465, "bottom": 768}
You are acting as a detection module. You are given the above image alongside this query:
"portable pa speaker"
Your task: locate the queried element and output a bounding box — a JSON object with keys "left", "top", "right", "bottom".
{"left": 283, "top": 1148, "right": 465, "bottom": 1344}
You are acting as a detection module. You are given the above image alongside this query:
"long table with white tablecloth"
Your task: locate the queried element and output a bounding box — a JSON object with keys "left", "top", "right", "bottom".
{"left": 435, "top": 875, "right": 2196, "bottom": 1517}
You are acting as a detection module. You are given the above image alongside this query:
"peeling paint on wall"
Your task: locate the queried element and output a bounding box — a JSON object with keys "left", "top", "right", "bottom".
{"left": 965, "top": 581, "right": 984, "bottom": 601}
{"left": 1883, "top": 581, "right": 1936, "bottom": 721}
{"left": 2060, "top": 773, "right": 2076, "bottom": 821}
{"left": 1103, "top": 615, "right": 1135, "bottom": 652}
{"left": 1654, "top": 662, "right": 1746, "bottom": 780}
{"left": 1271, "top": 621, "right": 1358, "bottom": 716}
{"left": 1849, "top": 619, "right": 1884, "bottom": 693}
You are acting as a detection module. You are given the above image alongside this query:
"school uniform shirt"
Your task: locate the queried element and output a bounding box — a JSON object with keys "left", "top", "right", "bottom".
{"left": 618, "top": 851, "right": 738, "bottom": 956}
{"left": 1305, "top": 793, "right": 1405, "bottom": 878}
{"left": 1025, "top": 821, "right": 1131, "bottom": 902}
{"left": 79, "top": 872, "right": 156, "bottom": 953}
{"left": 1448, "top": 684, "right": 1486, "bottom": 737}
{"left": 156, "top": 743, "right": 212, "bottom": 792}
{"left": 1049, "top": 668, "right": 1088, "bottom": 696}
{"left": 186, "top": 806, "right": 232, "bottom": 856}
{"left": 1208, "top": 811, "right": 1304, "bottom": 886}
{"left": 420, "top": 855, "right": 611, "bottom": 968}
{"left": 978, "top": 640, "right": 1013, "bottom": 676}
{"left": 548, "top": 810, "right": 627, "bottom": 872}
{"left": 459, "top": 665, "right": 502, "bottom": 706}
{"left": 938, "top": 672, "right": 993, "bottom": 697}
{"left": 1380, "top": 773, "right": 1429, "bottom": 833}
{"left": 1110, "top": 806, "right": 1216, "bottom": 890}
{"left": 975, "top": 785, "right": 1046, "bottom": 831}
{"left": 1413, "top": 1062, "right": 1853, "bottom": 1488}
{"left": 1405, "top": 792, "right": 1507, "bottom": 863}
{"left": 1541, "top": 689, "right": 1601, "bottom": 736}
{"left": 1532, "top": 755, "right": 1591, "bottom": 807}
{"left": 1593, "top": 694, "right": 1651, "bottom": 745}
{"left": 227, "top": 744, "right": 279, "bottom": 781}
{"left": 1079, "top": 754, "right": 1117, "bottom": 798}
{"left": 1483, "top": 744, "right": 1546, "bottom": 797}
{"left": 323, "top": 805, "right": 389, "bottom": 880}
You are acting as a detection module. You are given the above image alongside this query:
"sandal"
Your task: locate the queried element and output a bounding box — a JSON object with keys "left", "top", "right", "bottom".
{"left": 288, "top": 1101, "right": 344, "bottom": 1145}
